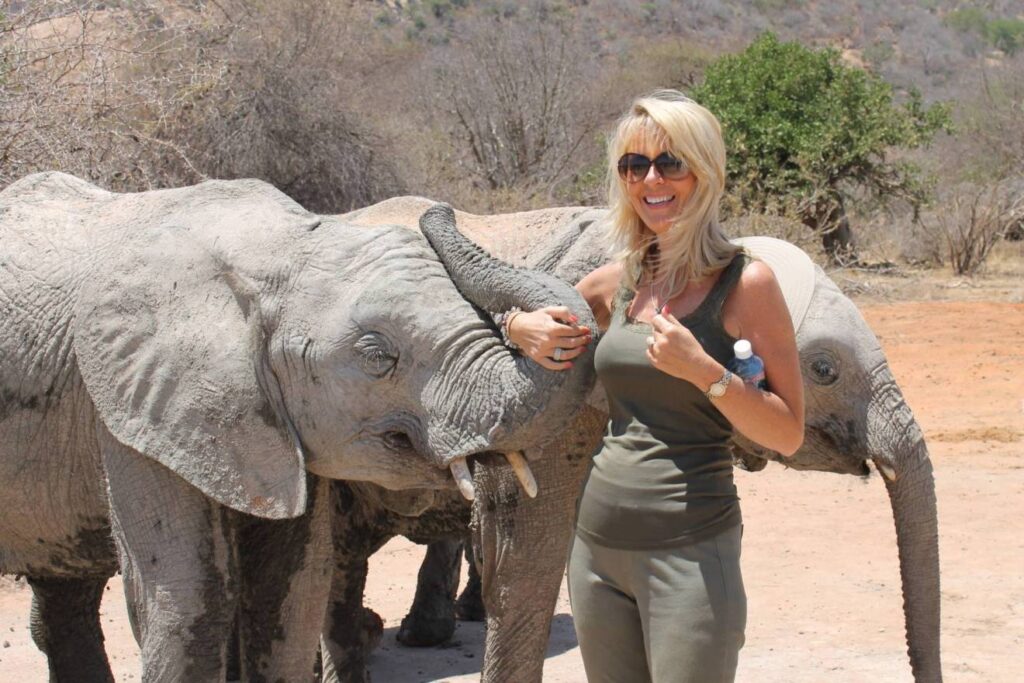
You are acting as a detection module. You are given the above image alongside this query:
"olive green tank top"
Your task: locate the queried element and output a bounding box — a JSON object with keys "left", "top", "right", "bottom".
{"left": 575, "top": 254, "right": 747, "bottom": 550}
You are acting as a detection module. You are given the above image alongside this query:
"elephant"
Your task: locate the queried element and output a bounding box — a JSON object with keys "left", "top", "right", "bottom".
{"left": 0, "top": 172, "right": 599, "bottom": 682}
{"left": 334, "top": 197, "right": 941, "bottom": 682}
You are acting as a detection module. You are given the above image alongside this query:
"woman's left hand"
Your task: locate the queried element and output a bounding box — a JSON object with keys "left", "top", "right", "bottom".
{"left": 645, "top": 313, "right": 718, "bottom": 386}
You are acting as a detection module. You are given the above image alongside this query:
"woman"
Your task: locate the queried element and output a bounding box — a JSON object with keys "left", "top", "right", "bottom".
{"left": 503, "top": 90, "right": 804, "bottom": 682}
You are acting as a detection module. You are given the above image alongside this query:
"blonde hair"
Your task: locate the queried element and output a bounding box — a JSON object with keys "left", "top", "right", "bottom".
{"left": 606, "top": 89, "right": 740, "bottom": 292}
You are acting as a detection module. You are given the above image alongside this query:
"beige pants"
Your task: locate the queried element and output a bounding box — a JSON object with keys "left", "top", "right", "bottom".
{"left": 567, "top": 524, "right": 746, "bottom": 683}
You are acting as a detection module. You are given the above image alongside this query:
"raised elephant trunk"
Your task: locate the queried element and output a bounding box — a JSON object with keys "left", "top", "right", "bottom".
{"left": 869, "top": 383, "right": 942, "bottom": 682}
{"left": 419, "top": 204, "right": 598, "bottom": 459}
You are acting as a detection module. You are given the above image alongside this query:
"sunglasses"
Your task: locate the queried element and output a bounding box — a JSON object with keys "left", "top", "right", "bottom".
{"left": 617, "top": 152, "right": 690, "bottom": 183}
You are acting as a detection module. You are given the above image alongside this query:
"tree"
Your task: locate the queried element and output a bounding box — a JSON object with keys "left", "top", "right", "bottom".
{"left": 691, "top": 32, "right": 951, "bottom": 259}
{"left": 424, "top": 2, "right": 599, "bottom": 203}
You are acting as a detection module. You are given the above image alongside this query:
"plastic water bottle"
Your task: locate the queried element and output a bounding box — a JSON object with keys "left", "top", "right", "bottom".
{"left": 728, "top": 339, "right": 767, "bottom": 390}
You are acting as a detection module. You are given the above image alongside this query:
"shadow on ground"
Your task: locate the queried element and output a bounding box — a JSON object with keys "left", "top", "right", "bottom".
{"left": 367, "top": 613, "right": 578, "bottom": 682}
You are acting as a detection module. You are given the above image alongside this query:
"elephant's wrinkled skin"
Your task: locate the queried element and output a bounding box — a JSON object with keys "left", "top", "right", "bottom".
{"left": 340, "top": 197, "right": 941, "bottom": 683}
{"left": 0, "top": 173, "right": 597, "bottom": 681}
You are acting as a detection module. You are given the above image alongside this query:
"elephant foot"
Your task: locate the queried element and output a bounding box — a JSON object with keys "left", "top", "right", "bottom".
{"left": 28, "top": 576, "right": 115, "bottom": 683}
{"left": 396, "top": 607, "right": 456, "bottom": 647}
{"left": 455, "top": 578, "right": 485, "bottom": 622}
{"left": 362, "top": 606, "right": 384, "bottom": 655}
{"left": 319, "top": 607, "right": 379, "bottom": 683}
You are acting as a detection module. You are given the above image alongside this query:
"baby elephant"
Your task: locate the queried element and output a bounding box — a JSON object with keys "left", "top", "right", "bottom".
{"left": 0, "top": 173, "right": 596, "bottom": 681}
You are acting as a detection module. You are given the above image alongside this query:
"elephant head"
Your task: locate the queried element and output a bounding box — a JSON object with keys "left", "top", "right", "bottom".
{"left": 729, "top": 237, "right": 940, "bottom": 683}
{"left": 67, "top": 177, "right": 596, "bottom": 520}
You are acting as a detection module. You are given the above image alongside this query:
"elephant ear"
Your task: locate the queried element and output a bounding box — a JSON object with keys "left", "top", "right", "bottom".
{"left": 74, "top": 225, "right": 306, "bottom": 519}
{"left": 731, "top": 236, "right": 816, "bottom": 333}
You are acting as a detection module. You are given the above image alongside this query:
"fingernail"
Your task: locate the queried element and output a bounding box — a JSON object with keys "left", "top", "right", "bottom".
{"left": 569, "top": 315, "right": 579, "bottom": 323}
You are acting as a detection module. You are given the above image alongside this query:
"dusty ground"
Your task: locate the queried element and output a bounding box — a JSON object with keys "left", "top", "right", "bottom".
{"left": 1, "top": 267, "right": 1021, "bottom": 682}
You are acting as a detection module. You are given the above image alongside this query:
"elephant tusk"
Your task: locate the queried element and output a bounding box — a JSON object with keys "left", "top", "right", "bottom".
{"left": 876, "top": 461, "right": 897, "bottom": 482}
{"left": 449, "top": 458, "right": 475, "bottom": 501}
{"left": 505, "top": 451, "right": 538, "bottom": 498}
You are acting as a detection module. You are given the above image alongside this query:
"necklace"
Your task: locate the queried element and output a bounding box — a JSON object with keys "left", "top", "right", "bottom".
{"left": 648, "top": 272, "right": 684, "bottom": 316}
{"left": 640, "top": 245, "right": 685, "bottom": 317}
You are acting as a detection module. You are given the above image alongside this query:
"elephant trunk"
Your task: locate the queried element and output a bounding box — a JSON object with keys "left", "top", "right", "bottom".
{"left": 419, "top": 203, "right": 598, "bottom": 457}
{"left": 869, "top": 385, "right": 942, "bottom": 682}
{"left": 883, "top": 445, "right": 941, "bottom": 682}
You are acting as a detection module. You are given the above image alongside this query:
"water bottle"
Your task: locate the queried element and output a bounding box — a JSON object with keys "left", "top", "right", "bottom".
{"left": 728, "top": 339, "right": 767, "bottom": 390}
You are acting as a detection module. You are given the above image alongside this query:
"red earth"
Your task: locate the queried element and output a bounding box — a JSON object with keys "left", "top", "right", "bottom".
{"left": 2, "top": 299, "right": 1021, "bottom": 682}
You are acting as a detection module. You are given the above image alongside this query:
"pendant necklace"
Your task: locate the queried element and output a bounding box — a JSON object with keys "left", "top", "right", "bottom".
{"left": 649, "top": 270, "right": 684, "bottom": 316}
{"left": 643, "top": 244, "right": 685, "bottom": 317}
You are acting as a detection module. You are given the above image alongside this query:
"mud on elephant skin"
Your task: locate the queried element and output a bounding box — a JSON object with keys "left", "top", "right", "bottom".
{"left": 344, "top": 198, "right": 942, "bottom": 682}
{"left": 0, "top": 173, "right": 597, "bottom": 681}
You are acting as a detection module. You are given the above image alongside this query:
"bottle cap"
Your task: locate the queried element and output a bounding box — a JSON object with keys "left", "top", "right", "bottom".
{"left": 733, "top": 339, "right": 753, "bottom": 359}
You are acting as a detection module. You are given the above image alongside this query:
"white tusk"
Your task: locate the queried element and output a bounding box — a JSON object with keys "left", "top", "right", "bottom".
{"left": 877, "top": 462, "right": 897, "bottom": 482}
{"left": 449, "top": 458, "right": 475, "bottom": 501}
{"left": 506, "top": 451, "right": 538, "bottom": 498}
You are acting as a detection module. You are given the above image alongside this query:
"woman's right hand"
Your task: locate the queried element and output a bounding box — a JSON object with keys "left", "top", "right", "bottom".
{"left": 507, "top": 305, "right": 592, "bottom": 371}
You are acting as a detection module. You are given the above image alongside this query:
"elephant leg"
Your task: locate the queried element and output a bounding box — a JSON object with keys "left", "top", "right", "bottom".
{"left": 397, "top": 539, "right": 461, "bottom": 646}
{"left": 455, "top": 540, "right": 485, "bottom": 622}
{"left": 236, "top": 476, "right": 333, "bottom": 682}
{"left": 319, "top": 483, "right": 391, "bottom": 683}
{"left": 27, "top": 575, "right": 114, "bottom": 683}
{"left": 100, "top": 429, "right": 239, "bottom": 683}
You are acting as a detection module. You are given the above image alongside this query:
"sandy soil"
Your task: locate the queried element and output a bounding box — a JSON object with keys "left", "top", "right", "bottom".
{"left": 1, "top": 297, "right": 1021, "bottom": 682}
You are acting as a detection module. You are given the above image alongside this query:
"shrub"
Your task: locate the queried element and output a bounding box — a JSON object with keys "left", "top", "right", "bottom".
{"left": 423, "top": 4, "right": 598, "bottom": 198}
{"left": 691, "top": 32, "right": 951, "bottom": 258}
{"left": 945, "top": 7, "right": 1024, "bottom": 56}
{"left": 0, "top": 1, "right": 402, "bottom": 212}
{"left": 921, "top": 181, "right": 1024, "bottom": 275}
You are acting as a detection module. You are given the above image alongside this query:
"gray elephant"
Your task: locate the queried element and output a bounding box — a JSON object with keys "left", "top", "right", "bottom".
{"left": 339, "top": 198, "right": 941, "bottom": 682}
{"left": 0, "top": 173, "right": 597, "bottom": 682}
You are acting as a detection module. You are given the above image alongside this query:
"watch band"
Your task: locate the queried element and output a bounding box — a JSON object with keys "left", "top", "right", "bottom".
{"left": 704, "top": 369, "right": 733, "bottom": 400}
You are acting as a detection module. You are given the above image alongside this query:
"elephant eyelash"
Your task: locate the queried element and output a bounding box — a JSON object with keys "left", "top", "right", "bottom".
{"left": 355, "top": 332, "right": 399, "bottom": 379}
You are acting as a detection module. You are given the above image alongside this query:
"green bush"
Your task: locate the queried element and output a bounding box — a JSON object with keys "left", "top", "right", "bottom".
{"left": 945, "top": 7, "right": 1024, "bottom": 55}
{"left": 985, "top": 18, "right": 1024, "bottom": 56}
{"left": 945, "top": 7, "right": 988, "bottom": 36}
{"left": 691, "top": 32, "right": 951, "bottom": 256}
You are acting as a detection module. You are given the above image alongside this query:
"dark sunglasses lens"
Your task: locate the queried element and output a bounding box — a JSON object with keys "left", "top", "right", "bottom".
{"left": 654, "top": 153, "right": 688, "bottom": 179}
{"left": 618, "top": 154, "right": 652, "bottom": 181}
{"left": 618, "top": 153, "right": 688, "bottom": 181}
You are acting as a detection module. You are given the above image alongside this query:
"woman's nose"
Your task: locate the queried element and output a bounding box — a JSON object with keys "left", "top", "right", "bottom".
{"left": 644, "top": 164, "right": 664, "bottom": 183}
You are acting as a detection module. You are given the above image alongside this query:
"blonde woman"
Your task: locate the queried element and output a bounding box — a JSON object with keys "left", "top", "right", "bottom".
{"left": 504, "top": 90, "right": 804, "bottom": 682}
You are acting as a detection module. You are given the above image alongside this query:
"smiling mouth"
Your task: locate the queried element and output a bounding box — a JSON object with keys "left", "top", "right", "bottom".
{"left": 644, "top": 195, "right": 675, "bottom": 206}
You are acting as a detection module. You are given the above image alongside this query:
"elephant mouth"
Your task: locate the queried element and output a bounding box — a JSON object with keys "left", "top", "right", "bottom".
{"left": 793, "top": 424, "right": 872, "bottom": 476}
{"left": 372, "top": 420, "right": 537, "bottom": 501}
{"left": 446, "top": 451, "right": 536, "bottom": 501}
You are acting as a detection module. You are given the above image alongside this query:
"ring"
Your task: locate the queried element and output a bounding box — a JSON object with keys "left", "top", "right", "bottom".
{"left": 553, "top": 347, "right": 564, "bottom": 361}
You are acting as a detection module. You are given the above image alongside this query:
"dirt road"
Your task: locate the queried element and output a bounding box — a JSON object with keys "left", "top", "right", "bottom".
{"left": 2, "top": 301, "right": 1021, "bottom": 682}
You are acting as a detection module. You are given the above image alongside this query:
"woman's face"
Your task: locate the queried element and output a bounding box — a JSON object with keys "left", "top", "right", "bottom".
{"left": 621, "top": 138, "right": 696, "bottom": 237}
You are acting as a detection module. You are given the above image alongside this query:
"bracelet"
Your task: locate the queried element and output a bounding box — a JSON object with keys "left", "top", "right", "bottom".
{"left": 498, "top": 307, "right": 523, "bottom": 351}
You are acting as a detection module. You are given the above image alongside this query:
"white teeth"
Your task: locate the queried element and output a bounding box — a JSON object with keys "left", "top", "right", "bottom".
{"left": 645, "top": 196, "right": 674, "bottom": 205}
{"left": 449, "top": 458, "right": 475, "bottom": 500}
{"left": 505, "top": 451, "right": 538, "bottom": 498}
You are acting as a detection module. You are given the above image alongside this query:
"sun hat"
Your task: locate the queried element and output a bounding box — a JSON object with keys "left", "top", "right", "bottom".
{"left": 732, "top": 236, "right": 817, "bottom": 333}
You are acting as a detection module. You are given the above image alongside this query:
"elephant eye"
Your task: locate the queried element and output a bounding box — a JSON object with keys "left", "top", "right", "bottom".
{"left": 382, "top": 430, "right": 414, "bottom": 451}
{"left": 808, "top": 355, "right": 839, "bottom": 386}
{"left": 355, "top": 332, "right": 398, "bottom": 379}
